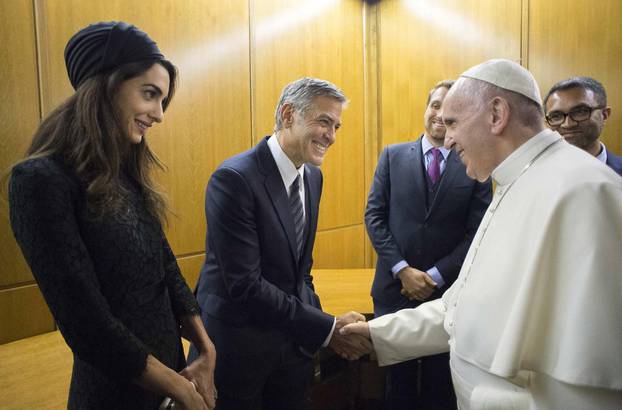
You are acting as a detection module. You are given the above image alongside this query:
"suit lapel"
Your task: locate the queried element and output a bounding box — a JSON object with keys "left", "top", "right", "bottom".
{"left": 426, "top": 150, "right": 460, "bottom": 218}
{"left": 302, "top": 166, "right": 317, "bottom": 258}
{"left": 256, "top": 138, "right": 300, "bottom": 264}
{"left": 409, "top": 138, "right": 427, "bottom": 205}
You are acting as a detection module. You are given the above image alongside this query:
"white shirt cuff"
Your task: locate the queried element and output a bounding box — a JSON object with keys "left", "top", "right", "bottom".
{"left": 322, "top": 318, "right": 337, "bottom": 347}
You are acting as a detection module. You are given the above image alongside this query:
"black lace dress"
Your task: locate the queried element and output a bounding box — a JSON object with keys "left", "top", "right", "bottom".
{"left": 9, "top": 157, "right": 200, "bottom": 409}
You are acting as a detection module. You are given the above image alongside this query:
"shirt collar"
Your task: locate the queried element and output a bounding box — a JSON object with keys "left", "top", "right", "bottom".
{"left": 422, "top": 134, "right": 450, "bottom": 160}
{"left": 596, "top": 142, "right": 608, "bottom": 164}
{"left": 491, "top": 129, "right": 562, "bottom": 186}
{"left": 267, "top": 134, "right": 305, "bottom": 189}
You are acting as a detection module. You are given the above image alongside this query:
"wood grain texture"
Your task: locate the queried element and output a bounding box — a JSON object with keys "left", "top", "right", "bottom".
{"left": 4, "top": 0, "right": 621, "bottom": 345}
{"left": 0, "top": 0, "right": 41, "bottom": 286}
{"left": 378, "top": 0, "right": 522, "bottom": 147}
{"left": 0, "top": 331, "right": 70, "bottom": 409}
{"left": 176, "top": 253, "right": 205, "bottom": 290}
{"left": 363, "top": 2, "right": 380, "bottom": 269}
{"left": 312, "top": 268, "right": 375, "bottom": 316}
{"left": 0, "top": 269, "right": 373, "bottom": 408}
{"left": 251, "top": 0, "right": 367, "bottom": 232}
{"left": 34, "top": 0, "right": 252, "bottom": 255}
{"left": 0, "top": 330, "right": 191, "bottom": 409}
{"left": 313, "top": 225, "right": 367, "bottom": 268}
{"left": 528, "top": 0, "right": 622, "bottom": 153}
{"left": 0, "top": 285, "right": 55, "bottom": 344}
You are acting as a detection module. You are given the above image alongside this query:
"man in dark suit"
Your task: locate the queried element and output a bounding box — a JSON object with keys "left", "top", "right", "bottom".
{"left": 544, "top": 76, "right": 622, "bottom": 176}
{"left": 365, "top": 80, "right": 492, "bottom": 409}
{"left": 190, "top": 78, "right": 371, "bottom": 409}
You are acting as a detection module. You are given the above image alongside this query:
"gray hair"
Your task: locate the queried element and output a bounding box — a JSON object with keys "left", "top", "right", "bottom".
{"left": 274, "top": 77, "right": 347, "bottom": 132}
{"left": 460, "top": 77, "right": 544, "bottom": 130}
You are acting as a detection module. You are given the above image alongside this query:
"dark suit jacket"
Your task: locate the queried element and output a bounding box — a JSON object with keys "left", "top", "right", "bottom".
{"left": 606, "top": 147, "right": 622, "bottom": 176}
{"left": 366, "top": 137, "right": 492, "bottom": 313}
{"left": 194, "top": 137, "right": 333, "bottom": 355}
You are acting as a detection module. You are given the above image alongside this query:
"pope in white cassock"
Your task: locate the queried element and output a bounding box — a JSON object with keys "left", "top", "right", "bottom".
{"left": 341, "top": 59, "right": 622, "bottom": 409}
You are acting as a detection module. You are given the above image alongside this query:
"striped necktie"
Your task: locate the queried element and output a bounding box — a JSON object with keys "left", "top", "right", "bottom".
{"left": 289, "top": 175, "right": 304, "bottom": 259}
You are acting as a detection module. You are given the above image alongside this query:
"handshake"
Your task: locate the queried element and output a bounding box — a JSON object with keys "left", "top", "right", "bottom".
{"left": 328, "top": 311, "right": 374, "bottom": 361}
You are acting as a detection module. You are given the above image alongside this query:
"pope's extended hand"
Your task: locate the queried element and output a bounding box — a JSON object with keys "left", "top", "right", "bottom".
{"left": 328, "top": 311, "right": 372, "bottom": 360}
{"left": 339, "top": 320, "right": 371, "bottom": 340}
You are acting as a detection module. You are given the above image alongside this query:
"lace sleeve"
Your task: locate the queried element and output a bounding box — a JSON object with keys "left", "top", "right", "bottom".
{"left": 162, "top": 236, "right": 201, "bottom": 318}
{"left": 9, "top": 159, "right": 149, "bottom": 380}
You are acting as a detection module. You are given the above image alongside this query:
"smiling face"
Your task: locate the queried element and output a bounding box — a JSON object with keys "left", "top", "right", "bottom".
{"left": 545, "top": 87, "right": 609, "bottom": 154}
{"left": 424, "top": 86, "right": 449, "bottom": 146}
{"left": 114, "top": 63, "right": 170, "bottom": 144}
{"left": 279, "top": 95, "right": 343, "bottom": 167}
{"left": 442, "top": 80, "right": 497, "bottom": 182}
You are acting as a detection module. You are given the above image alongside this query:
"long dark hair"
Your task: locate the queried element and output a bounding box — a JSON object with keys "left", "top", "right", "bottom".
{"left": 21, "top": 59, "right": 177, "bottom": 223}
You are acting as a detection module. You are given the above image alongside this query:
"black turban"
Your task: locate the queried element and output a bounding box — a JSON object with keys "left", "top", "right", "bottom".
{"left": 64, "top": 21, "right": 164, "bottom": 90}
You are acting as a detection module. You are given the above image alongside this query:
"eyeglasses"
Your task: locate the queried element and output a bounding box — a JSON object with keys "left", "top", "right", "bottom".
{"left": 545, "top": 106, "right": 605, "bottom": 127}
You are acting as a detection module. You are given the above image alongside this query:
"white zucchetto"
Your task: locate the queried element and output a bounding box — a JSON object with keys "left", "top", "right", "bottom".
{"left": 461, "top": 59, "right": 542, "bottom": 106}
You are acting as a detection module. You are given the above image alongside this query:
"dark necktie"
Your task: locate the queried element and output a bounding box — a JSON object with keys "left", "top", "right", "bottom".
{"left": 427, "top": 148, "right": 442, "bottom": 184}
{"left": 289, "top": 175, "right": 304, "bottom": 259}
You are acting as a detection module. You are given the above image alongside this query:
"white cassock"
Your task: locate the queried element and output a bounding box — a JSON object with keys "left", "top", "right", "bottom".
{"left": 369, "top": 129, "right": 622, "bottom": 409}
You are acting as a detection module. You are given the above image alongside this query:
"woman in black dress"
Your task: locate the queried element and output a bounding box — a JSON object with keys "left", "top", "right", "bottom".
{"left": 9, "top": 22, "right": 216, "bottom": 410}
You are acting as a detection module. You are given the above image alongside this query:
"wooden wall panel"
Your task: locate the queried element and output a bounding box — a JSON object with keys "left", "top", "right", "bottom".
{"left": 528, "top": 0, "right": 622, "bottom": 153}
{"left": 0, "top": 0, "right": 55, "bottom": 344}
{"left": 34, "top": 0, "right": 252, "bottom": 256}
{"left": 313, "top": 225, "right": 367, "bottom": 268}
{"left": 4, "top": 0, "right": 620, "bottom": 344}
{"left": 0, "top": 285, "right": 55, "bottom": 344}
{"left": 379, "top": 0, "right": 522, "bottom": 147}
{"left": 0, "top": 0, "right": 41, "bottom": 286}
{"left": 363, "top": 3, "right": 380, "bottom": 269}
{"left": 251, "top": 0, "right": 366, "bottom": 231}
{"left": 149, "top": 1, "right": 252, "bottom": 254}
{"left": 312, "top": 268, "right": 374, "bottom": 315}
{"left": 176, "top": 253, "right": 205, "bottom": 290}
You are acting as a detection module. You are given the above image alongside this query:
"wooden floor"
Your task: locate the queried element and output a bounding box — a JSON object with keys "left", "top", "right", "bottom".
{"left": 0, "top": 269, "right": 375, "bottom": 409}
{"left": 0, "top": 330, "right": 72, "bottom": 409}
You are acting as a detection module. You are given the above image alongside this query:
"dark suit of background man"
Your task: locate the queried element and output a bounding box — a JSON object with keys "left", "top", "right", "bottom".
{"left": 544, "top": 76, "right": 622, "bottom": 176}
{"left": 189, "top": 77, "right": 371, "bottom": 410}
{"left": 365, "top": 80, "right": 492, "bottom": 410}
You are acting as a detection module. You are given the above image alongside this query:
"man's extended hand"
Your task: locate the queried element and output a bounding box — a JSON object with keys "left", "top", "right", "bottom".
{"left": 398, "top": 266, "right": 437, "bottom": 301}
{"left": 328, "top": 311, "right": 372, "bottom": 360}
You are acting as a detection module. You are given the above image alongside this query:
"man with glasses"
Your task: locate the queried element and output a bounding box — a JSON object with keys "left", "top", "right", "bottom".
{"left": 341, "top": 60, "right": 622, "bottom": 408}
{"left": 544, "top": 76, "right": 622, "bottom": 176}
